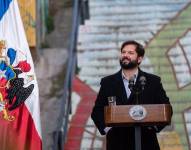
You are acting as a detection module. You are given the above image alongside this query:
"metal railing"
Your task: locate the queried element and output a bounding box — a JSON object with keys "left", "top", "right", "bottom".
{"left": 52, "top": 0, "right": 89, "bottom": 150}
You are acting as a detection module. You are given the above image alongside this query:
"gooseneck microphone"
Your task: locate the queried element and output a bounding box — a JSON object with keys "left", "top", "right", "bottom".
{"left": 128, "top": 75, "right": 136, "bottom": 92}
{"left": 139, "top": 76, "right": 146, "bottom": 91}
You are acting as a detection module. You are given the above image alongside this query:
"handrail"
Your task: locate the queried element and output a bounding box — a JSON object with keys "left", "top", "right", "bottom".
{"left": 52, "top": 0, "right": 89, "bottom": 150}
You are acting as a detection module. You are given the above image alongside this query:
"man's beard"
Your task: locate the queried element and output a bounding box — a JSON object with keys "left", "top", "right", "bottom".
{"left": 119, "top": 59, "right": 138, "bottom": 70}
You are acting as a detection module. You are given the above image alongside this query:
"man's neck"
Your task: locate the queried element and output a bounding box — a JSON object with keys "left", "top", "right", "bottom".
{"left": 122, "top": 67, "right": 139, "bottom": 80}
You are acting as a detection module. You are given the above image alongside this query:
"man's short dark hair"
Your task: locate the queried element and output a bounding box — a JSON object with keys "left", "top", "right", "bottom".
{"left": 120, "top": 40, "right": 145, "bottom": 57}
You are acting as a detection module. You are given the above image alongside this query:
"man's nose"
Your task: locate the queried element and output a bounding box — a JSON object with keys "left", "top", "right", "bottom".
{"left": 123, "top": 53, "right": 130, "bottom": 57}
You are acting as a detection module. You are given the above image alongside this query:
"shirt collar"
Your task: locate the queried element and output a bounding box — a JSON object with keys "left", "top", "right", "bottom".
{"left": 122, "top": 69, "right": 138, "bottom": 81}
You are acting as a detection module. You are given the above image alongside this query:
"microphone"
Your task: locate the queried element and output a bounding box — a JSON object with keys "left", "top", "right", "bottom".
{"left": 139, "top": 76, "right": 146, "bottom": 90}
{"left": 128, "top": 75, "right": 135, "bottom": 92}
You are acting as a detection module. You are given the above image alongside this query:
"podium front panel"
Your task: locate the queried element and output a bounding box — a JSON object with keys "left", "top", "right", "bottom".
{"left": 104, "top": 104, "right": 172, "bottom": 126}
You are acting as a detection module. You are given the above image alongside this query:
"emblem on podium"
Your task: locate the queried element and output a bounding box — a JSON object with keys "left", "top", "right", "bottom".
{"left": 129, "top": 105, "right": 147, "bottom": 121}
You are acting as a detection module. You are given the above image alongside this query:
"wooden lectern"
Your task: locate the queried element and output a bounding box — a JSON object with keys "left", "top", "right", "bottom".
{"left": 104, "top": 104, "right": 172, "bottom": 126}
{"left": 104, "top": 104, "right": 172, "bottom": 150}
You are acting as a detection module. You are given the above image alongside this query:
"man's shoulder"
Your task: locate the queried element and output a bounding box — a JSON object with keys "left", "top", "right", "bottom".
{"left": 141, "top": 70, "right": 161, "bottom": 82}
{"left": 101, "top": 71, "right": 120, "bottom": 83}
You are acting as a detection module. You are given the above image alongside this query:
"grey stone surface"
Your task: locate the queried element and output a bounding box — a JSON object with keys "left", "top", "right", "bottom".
{"left": 35, "top": 48, "right": 68, "bottom": 150}
{"left": 45, "top": 6, "right": 73, "bottom": 49}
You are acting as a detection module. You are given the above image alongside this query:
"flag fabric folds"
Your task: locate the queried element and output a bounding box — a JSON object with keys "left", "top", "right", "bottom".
{"left": 0, "top": 0, "right": 42, "bottom": 150}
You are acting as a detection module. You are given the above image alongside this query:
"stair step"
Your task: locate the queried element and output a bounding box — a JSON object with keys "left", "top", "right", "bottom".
{"left": 78, "top": 59, "right": 119, "bottom": 68}
{"left": 79, "top": 24, "right": 190, "bottom": 35}
{"left": 77, "top": 42, "right": 119, "bottom": 51}
{"left": 78, "top": 32, "right": 153, "bottom": 43}
{"left": 78, "top": 49, "right": 119, "bottom": 60}
{"left": 79, "top": 25, "right": 161, "bottom": 34}
{"left": 78, "top": 30, "right": 191, "bottom": 46}
{"left": 89, "top": 0, "right": 189, "bottom": 7}
{"left": 85, "top": 19, "right": 168, "bottom": 27}
{"left": 89, "top": 4, "right": 186, "bottom": 16}
{"left": 90, "top": 12, "right": 177, "bottom": 21}
{"left": 79, "top": 67, "right": 119, "bottom": 77}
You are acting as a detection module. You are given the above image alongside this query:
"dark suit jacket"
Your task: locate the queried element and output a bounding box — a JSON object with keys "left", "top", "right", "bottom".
{"left": 91, "top": 69, "right": 172, "bottom": 150}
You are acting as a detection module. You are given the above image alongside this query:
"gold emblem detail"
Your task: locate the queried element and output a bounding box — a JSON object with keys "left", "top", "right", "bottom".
{"left": 0, "top": 93, "right": 15, "bottom": 121}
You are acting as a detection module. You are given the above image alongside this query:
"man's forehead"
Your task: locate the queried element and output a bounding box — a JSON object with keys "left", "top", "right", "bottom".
{"left": 122, "top": 44, "right": 136, "bottom": 51}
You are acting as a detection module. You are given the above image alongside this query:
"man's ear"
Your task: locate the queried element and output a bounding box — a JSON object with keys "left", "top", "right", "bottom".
{"left": 138, "top": 56, "right": 143, "bottom": 64}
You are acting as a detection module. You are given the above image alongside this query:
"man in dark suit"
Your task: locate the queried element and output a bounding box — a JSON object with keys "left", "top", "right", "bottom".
{"left": 91, "top": 40, "right": 172, "bottom": 150}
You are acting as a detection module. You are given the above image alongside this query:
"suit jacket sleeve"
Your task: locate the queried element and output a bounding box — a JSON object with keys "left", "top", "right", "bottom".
{"left": 91, "top": 79, "right": 108, "bottom": 135}
{"left": 154, "top": 77, "right": 170, "bottom": 104}
{"left": 153, "top": 77, "right": 173, "bottom": 132}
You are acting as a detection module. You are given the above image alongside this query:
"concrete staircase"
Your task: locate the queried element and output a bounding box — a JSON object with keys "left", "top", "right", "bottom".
{"left": 77, "top": 0, "right": 189, "bottom": 91}
{"left": 74, "top": 0, "right": 191, "bottom": 149}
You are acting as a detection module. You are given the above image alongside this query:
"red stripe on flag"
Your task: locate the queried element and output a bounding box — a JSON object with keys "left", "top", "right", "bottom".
{"left": 0, "top": 104, "right": 42, "bottom": 150}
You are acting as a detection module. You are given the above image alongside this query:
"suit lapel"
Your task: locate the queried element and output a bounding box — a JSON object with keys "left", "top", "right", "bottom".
{"left": 128, "top": 68, "right": 145, "bottom": 104}
{"left": 113, "top": 70, "right": 128, "bottom": 104}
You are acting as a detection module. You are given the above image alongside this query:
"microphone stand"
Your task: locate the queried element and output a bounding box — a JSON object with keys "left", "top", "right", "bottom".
{"left": 129, "top": 76, "right": 146, "bottom": 150}
{"left": 129, "top": 82, "right": 142, "bottom": 150}
{"left": 129, "top": 76, "right": 145, "bottom": 150}
{"left": 134, "top": 89, "right": 141, "bottom": 150}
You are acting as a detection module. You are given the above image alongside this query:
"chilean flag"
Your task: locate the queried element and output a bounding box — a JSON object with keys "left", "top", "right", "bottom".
{"left": 0, "top": 0, "right": 42, "bottom": 150}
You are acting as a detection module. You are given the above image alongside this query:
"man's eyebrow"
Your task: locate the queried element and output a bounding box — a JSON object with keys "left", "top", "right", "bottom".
{"left": 122, "top": 49, "right": 135, "bottom": 52}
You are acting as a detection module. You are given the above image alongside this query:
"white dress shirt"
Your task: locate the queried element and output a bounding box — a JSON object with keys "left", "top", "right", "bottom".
{"left": 122, "top": 70, "right": 138, "bottom": 98}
